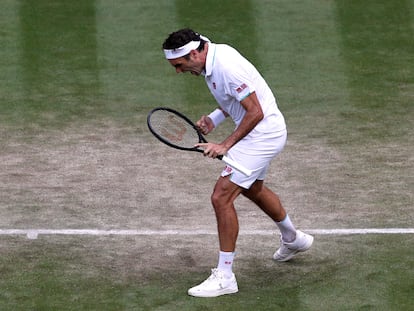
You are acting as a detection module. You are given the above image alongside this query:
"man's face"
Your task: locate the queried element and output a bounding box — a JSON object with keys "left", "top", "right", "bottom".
{"left": 168, "top": 51, "right": 203, "bottom": 76}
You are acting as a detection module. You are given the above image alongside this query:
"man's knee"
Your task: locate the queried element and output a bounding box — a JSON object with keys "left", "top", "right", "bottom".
{"left": 211, "top": 177, "right": 242, "bottom": 208}
{"left": 210, "top": 190, "right": 221, "bottom": 208}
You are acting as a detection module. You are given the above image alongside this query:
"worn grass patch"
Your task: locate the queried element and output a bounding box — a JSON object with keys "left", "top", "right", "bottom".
{"left": 0, "top": 0, "right": 413, "bottom": 310}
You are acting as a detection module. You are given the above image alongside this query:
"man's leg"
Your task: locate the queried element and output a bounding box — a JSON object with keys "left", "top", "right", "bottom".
{"left": 188, "top": 176, "right": 242, "bottom": 298}
{"left": 242, "top": 180, "right": 313, "bottom": 261}
{"left": 211, "top": 175, "right": 244, "bottom": 251}
{"left": 242, "top": 180, "right": 296, "bottom": 241}
{"left": 242, "top": 179, "right": 286, "bottom": 222}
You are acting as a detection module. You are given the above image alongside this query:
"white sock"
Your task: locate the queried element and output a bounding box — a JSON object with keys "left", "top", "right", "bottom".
{"left": 217, "top": 251, "right": 235, "bottom": 278}
{"left": 275, "top": 214, "right": 296, "bottom": 243}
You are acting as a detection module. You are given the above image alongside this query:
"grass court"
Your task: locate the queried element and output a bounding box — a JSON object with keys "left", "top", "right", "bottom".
{"left": 0, "top": 0, "right": 413, "bottom": 310}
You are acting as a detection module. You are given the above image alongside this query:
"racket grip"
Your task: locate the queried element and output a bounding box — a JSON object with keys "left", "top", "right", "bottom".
{"left": 221, "top": 155, "right": 253, "bottom": 177}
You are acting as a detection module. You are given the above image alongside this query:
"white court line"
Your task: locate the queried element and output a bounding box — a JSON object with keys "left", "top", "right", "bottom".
{"left": 0, "top": 228, "right": 414, "bottom": 239}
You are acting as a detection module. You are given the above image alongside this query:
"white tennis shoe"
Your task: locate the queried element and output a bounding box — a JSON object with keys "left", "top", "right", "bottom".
{"left": 273, "top": 230, "right": 314, "bottom": 262}
{"left": 188, "top": 268, "right": 238, "bottom": 298}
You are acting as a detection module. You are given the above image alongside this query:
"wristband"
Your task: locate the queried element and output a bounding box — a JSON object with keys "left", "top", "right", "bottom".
{"left": 208, "top": 108, "right": 226, "bottom": 127}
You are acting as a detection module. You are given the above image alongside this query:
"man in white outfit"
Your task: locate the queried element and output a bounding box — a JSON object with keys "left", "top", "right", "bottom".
{"left": 162, "top": 28, "right": 313, "bottom": 298}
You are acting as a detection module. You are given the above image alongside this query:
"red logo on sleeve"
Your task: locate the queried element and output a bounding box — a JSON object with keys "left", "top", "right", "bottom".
{"left": 236, "top": 83, "right": 248, "bottom": 93}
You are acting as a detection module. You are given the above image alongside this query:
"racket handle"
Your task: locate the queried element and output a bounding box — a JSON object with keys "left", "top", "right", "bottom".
{"left": 221, "top": 155, "right": 253, "bottom": 177}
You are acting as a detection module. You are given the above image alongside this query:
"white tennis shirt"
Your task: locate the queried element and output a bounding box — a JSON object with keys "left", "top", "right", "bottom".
{"left": 202, "top": 43, "right": 286, "bottom": 139}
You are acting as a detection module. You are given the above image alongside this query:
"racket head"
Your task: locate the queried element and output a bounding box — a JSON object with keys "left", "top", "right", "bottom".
{"left": 147, "top": 107, "right": 207, "bottom": 152}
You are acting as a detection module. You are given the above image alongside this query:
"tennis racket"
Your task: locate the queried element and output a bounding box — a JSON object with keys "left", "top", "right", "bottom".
{"left": 147, "top": 107, "right": 252, "bottom": 177}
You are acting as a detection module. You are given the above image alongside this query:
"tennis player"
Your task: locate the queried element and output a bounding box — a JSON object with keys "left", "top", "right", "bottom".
{"left": 162, "top": 28, "right": 313, "bottom": 298}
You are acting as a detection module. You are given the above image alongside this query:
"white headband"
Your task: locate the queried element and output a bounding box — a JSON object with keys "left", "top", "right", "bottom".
{"left": 163, "top": 35, "right": 210, "bottom": 60}
{"left": 164, "top": 40, "right": 200, "bottom": 60}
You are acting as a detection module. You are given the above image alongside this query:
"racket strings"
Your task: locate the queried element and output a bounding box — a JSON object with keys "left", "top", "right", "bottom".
{"left": 150, "top": 110, "right": 200, "bottom": 148}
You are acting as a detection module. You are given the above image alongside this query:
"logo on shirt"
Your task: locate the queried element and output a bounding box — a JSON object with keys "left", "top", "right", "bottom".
{"left": 236, "top": 83, "right": 248, "bottom": 93}
{"left": 224, "top": 166, "right": 233, "bottom": 174}
{"left": 212, "top": 82, "right": 216, "bottom": 89}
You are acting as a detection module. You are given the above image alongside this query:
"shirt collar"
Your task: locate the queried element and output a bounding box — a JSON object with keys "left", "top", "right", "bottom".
{"left": 202, "top": 43, "right": 216, "bottom": 77}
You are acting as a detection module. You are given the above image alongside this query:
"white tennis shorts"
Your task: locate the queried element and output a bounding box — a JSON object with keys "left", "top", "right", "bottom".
{"left": 221, "top": 129, "right": 287, "bottom": 189}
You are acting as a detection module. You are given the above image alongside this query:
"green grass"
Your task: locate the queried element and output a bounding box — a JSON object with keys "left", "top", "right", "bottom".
{"left": 0, "top": 235, "right": 413, "bottom": 310}
{"left": 0, "top": 0, "right": 413, "bottom": 310}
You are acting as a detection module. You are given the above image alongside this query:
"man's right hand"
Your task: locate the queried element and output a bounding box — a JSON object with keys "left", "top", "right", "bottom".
{"left": 196, "top": 115, "right": 215, "bottom": 135}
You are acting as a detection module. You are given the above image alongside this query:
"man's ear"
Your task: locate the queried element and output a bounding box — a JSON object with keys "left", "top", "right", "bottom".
{"left": 189, "top": 49, "right": 199, "bottom": 60}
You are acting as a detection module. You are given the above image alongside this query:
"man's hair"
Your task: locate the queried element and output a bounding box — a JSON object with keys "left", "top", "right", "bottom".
{"left": 162, "top": 28, "right": 207, "bottom": 59}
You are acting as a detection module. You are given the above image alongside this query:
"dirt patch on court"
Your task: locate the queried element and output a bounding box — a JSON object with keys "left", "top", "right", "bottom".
{"left": 1, "top": 120, "right": 412, "bottom": 277}
{"left": 0, "top": 121, "right": 338, "bottom": 231}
